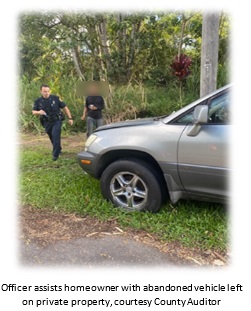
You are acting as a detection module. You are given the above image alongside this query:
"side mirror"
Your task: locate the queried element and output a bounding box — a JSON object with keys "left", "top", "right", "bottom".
{"left": 193, "top": 105, "right": 208, "bottom": 124}
{"left": 186, "top": 105, "right": 208, "bottom": 136}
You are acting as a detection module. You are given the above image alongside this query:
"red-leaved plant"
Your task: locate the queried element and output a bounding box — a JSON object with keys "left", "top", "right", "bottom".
{"left": 170, "top": 54, "right": 192, "bottom": 105}
{"left": 170, "top": 54, "right": 192, "bottom": 81}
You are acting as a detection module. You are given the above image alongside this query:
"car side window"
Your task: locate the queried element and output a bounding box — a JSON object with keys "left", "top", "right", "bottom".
{"left": 208, "top": 91, "right": 230, "bottom": 124}
{"left": 171, "top": 89, "right": 230, "bottom": 125}
{"left": 174, "top": 99, "right": 207, "bottom": 124}
{"left": 175, "top": 110, "right": 194, "bottom": 124}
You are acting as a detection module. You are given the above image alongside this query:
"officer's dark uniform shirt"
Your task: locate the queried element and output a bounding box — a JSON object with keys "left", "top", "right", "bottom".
{"left": 85, "top": 96, "right": 104, "bottom": 119}
{"left": 33, "top": 95, "right": 66, "bottom": 121}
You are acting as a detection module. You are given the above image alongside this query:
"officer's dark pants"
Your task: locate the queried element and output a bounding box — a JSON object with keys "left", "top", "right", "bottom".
{"left": 44, "top": 120, "right": 62, "bottom": 158}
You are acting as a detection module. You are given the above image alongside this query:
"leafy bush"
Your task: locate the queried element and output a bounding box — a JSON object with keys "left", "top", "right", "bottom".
{"left": 19, "top": 64, "right": 229, "bottom": 134}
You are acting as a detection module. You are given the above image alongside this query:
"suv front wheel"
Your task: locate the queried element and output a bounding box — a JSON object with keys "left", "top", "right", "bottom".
{"left": 100, "top": 159, "right": 162, "bottom": 212}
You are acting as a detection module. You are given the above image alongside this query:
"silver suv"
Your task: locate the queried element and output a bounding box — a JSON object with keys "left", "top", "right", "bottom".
{"left": 77, "top": 84, "right": 230, "bottom": 212}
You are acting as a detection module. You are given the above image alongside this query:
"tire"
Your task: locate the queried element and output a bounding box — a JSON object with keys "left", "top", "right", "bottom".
{"left": 100, "top": 159, "right": 162, "bottom": 212}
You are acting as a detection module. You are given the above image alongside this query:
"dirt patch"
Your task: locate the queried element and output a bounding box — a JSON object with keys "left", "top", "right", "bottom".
{"left": 18, "top": 132, "right": 85, "bottom": 152}
{"left": 19, "top": 205, "right": 228, "bottom": 266}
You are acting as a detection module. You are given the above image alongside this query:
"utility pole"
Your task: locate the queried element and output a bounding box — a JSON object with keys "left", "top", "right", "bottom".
{"left": 200, "top": 12, "right": 220, "bottom": 97}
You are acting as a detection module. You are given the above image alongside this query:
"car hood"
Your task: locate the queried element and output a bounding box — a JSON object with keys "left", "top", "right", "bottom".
{"left": 95, "top": 117, "right": 160, "bottom": 132}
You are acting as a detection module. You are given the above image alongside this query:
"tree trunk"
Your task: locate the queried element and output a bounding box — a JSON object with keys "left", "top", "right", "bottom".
{"left": 178, "top": 13, "right": 186, "bottom": 58}
{"left": 200, "top": 12, "right": 220, "bottom": 97}
{"left": 116, "top": 13, "right": 127, "bottom": 83}
{"left": 72, "top": 45, "right": 85, "bottom": 80}
{"left": 96, "top": 15, "right": 111, "bottom": 79}
{"left": 127, "top": 20, "right": 141, "bottom": 81}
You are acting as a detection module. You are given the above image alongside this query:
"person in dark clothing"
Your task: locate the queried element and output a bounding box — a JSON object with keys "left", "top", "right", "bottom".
{"left": 32, "top": 84, "right": 74, "bottom": 161}
{"left": 81, "top": 83, "right": 105, "bottom": 137}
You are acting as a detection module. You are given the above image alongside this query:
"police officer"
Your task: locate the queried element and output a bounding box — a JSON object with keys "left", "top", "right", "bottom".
{"left": 32, "top": 84, "right": 74, "bottom": 161}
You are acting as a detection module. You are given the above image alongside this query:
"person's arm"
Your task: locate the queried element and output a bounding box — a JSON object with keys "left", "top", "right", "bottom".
{"left": 32, "top": 110, "right": 46, "bottom": 116}
{"left": 62, "top": 106, "right": 73, "bottom": 126}
{"left": 32, "top": 99, "right": 46, "bottom": 116}
{"left": 81, "top": 103, "right": 88, "bottom": 120}
{"left": 81, "top": 96, "right": 89, "bottom": 121}
{"left": 92, "top": 96, "right": 104, "bottom": 110}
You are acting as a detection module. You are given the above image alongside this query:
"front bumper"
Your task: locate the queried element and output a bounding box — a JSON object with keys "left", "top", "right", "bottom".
{"left": 77, "top": 151, "right": 99, "bottom": 177}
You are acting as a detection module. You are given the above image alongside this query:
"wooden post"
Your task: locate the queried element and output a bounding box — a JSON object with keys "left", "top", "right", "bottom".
{"left": 200, "top": 12, "right": 220, "bottom": 97}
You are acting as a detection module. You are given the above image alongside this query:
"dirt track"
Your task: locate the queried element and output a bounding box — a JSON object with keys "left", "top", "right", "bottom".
{"left": 19, "top": 206, "right": 228, "bottom": 267}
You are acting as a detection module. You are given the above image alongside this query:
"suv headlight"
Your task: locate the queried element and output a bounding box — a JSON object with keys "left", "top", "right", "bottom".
{"left": 84, "top": 134, "right": 98, "bottom": 151}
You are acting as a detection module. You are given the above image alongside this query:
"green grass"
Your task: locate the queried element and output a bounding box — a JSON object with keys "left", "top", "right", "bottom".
{"left": 19, "top": 145, "right": 229, "bottom": 252}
